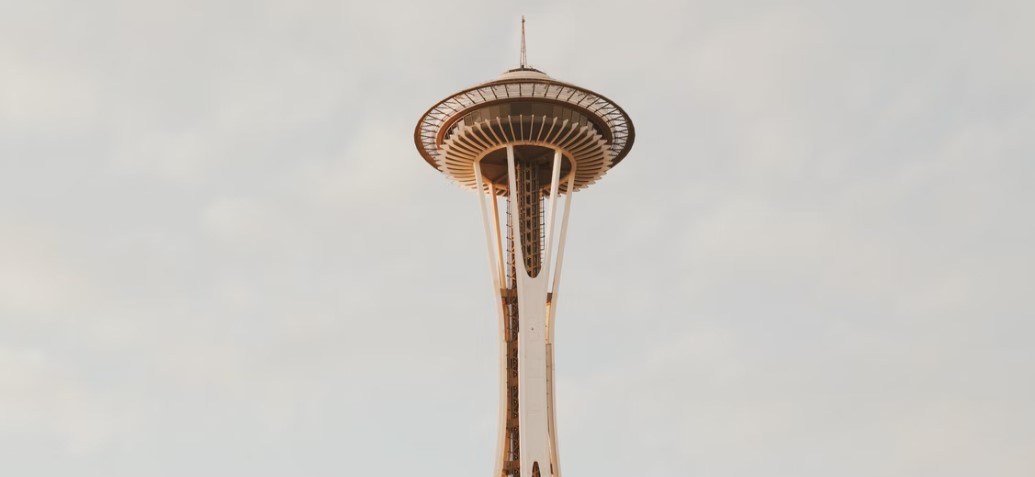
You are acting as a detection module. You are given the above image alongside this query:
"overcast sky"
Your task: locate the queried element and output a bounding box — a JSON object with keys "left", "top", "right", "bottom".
{"left": 1, "top": 0, "right": 1033, "bottom": 476}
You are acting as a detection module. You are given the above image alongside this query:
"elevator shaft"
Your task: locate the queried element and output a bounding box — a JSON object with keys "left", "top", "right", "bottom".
{"left": 502, "top": 155, "right": 545, "bottom": 477}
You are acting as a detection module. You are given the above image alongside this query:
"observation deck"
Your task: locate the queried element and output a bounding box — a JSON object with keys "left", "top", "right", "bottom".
{"left": 414, "top": 66, "right": 635, "bottom": 194}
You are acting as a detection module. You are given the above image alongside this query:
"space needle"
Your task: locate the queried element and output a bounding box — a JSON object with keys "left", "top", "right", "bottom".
{"left": 414, "top": 19, "right": 635, "bottom": 477}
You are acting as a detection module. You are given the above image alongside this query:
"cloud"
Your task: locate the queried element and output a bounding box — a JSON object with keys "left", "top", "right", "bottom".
{"left": 0, "top": 346, "right": 128, "bottom": 456}
{"left": 1, "top": 0, "right": 1033, "bottom": 475}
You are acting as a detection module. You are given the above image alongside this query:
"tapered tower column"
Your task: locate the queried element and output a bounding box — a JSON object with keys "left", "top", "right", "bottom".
{"left": 415, "top": 31, "right": 635, "bottom": 476}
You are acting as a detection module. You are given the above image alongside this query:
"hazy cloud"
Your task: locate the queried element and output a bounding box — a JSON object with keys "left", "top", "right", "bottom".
{"left": 1, "top": 0, "right": 1033, "bottom": 476}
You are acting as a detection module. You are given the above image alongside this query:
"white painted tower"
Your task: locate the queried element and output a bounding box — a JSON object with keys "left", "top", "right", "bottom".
{"left": 414, "top": 20, "right": 635, "bottom": 477}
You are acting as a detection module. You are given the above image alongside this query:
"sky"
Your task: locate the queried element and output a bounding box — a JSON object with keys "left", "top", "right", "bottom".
{"left": 1, "top": 0, "right": 1033, "bottom": 476}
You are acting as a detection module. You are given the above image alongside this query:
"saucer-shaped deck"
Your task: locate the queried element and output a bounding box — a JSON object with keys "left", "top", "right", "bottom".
{"left": 414, "top": 67, "right": 635, "bottom": 194}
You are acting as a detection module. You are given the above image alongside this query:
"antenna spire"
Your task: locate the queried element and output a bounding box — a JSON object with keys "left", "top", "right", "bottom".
{"left": 520, "top": 16, "right": 527, "bottom": 68}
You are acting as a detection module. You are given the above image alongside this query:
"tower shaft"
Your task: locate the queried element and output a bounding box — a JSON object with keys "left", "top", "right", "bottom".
{"left": 475, "top": 145, "right": 572, "bottom": 477}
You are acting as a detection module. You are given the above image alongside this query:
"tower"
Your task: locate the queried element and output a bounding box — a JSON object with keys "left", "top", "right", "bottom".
{"left": 414, "top": 20, "right": 635, "bottom": 477}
